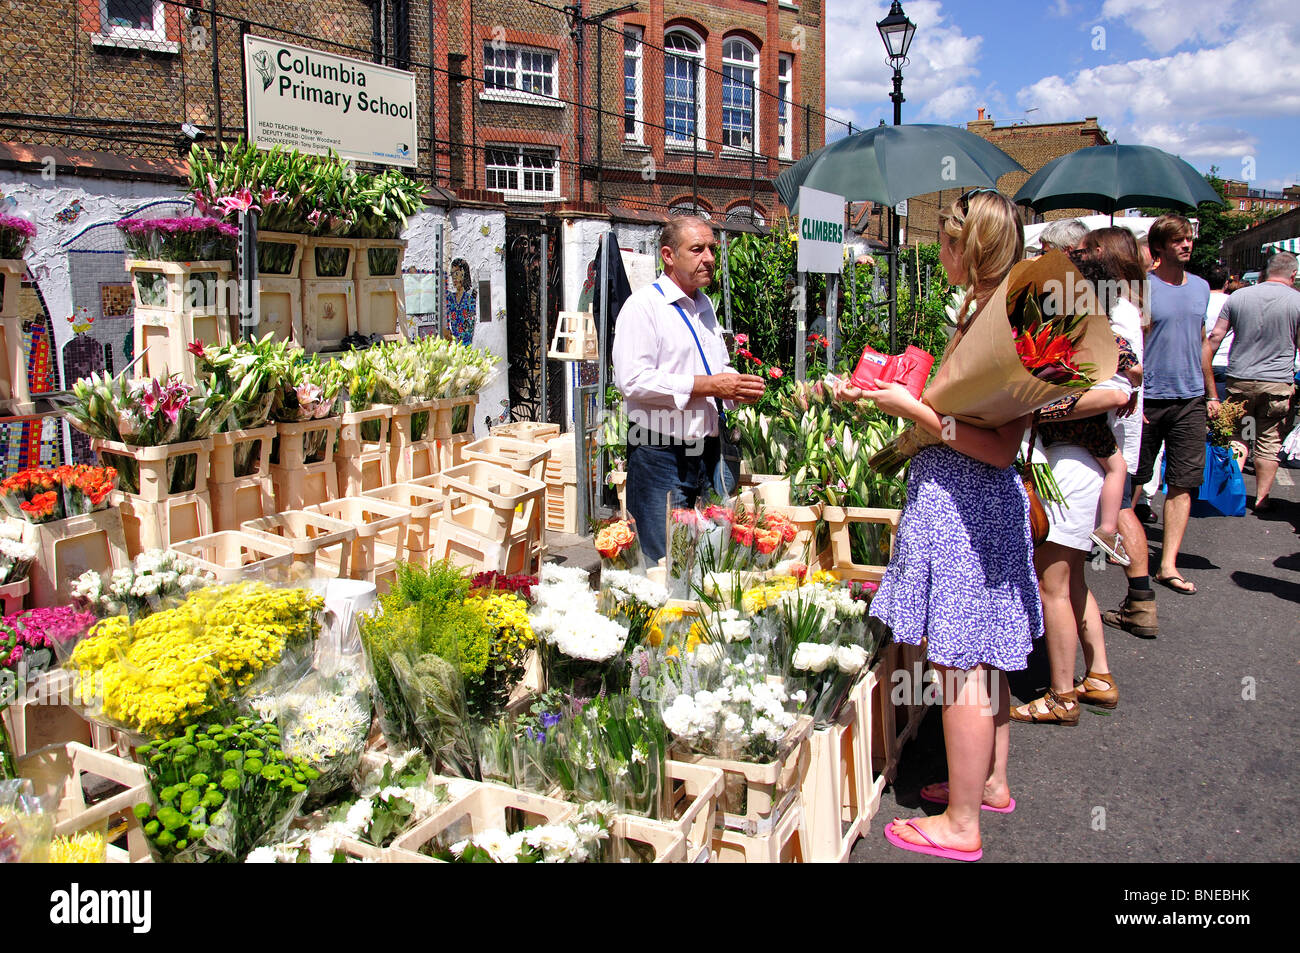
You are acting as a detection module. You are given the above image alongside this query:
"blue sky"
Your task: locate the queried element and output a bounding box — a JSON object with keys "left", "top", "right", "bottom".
{"left": 825, "top": 0, "right": 1300, "bottom": 191}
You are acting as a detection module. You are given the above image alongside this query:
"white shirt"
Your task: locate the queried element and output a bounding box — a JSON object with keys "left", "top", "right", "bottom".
{"left": 1205, "top": 290, "right": 1231, "bottom": 369}
{"left": 612, "top": 274, "right": 734, "bottom": 441}
{"left": 1109, "top": 297, "right": 1143, "bottom": 475}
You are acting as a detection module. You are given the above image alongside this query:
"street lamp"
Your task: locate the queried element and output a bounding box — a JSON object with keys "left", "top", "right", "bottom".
{"left": 878, "top": 2, "right": 915, "bottom": 352}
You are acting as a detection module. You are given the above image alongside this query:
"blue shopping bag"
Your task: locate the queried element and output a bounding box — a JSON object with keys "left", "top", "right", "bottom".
{"left": 1191, "top": 441, "right": 1247, "bottom": 517}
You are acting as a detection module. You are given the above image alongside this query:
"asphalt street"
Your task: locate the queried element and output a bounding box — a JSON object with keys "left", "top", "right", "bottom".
{"left": 851, "top": 469, "right": 1300, "bottom": 864}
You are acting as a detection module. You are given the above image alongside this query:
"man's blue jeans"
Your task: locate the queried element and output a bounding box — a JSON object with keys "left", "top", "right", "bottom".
{"left": 625, "top": 429, "right": 737, "bottom": 565}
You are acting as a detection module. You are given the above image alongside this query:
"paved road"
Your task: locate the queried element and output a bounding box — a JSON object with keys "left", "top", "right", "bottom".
{"left": 851, "top": 469, "right": 1300, "bottom": 863}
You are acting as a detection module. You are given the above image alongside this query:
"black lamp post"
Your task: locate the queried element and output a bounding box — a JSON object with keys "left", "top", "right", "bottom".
{"left": 877, "top": 1, "right": 916, "bottom": 352}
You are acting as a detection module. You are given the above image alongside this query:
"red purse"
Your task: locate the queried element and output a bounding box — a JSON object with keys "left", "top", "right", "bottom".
{"left": 850, "top": 345, "right": 935, "bottom": 399}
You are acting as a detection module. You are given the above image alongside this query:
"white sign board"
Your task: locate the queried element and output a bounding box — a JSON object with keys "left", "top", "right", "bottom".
{"left": 797, "top": 186, "right": 845, "bottom": 274}
{"left": 244, "top": 34, "right": 418, "bottom": 168}
{"left": 895, "top": 199, "right": 908, "bottom": 217}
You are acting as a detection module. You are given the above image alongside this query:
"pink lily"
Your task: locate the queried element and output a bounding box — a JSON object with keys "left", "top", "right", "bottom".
{"left": 215, "top": 187, "right": 260, "bottom": 217}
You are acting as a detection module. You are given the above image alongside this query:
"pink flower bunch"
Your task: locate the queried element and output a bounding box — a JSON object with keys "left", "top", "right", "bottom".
{"left": 0, "top": 213, "right": 36, "bottom": 239}
{"left": 117, "top": 217, "right": 237, "bottom": 239}
{"left": 0, "top": 606, "right": 97, "bottom": 669}
{"left": 135, "top": 375, "right": 190, "bottom": 426}
{"left": 0, "top": 212, "right": 36, "bottom": 259}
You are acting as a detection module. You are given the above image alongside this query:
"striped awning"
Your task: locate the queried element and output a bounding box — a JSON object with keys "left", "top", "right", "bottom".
{"left": 1261, "top": 237, "right": 1300, "bottom": 253}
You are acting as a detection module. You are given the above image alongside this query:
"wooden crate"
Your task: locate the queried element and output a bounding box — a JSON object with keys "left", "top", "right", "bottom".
{"left": 354, "top": 239, "right": 408, "bottom": 339}
{"left": 93, "top": 438, "right": 212, "bottom": 502}
{"left": 461, "top": 435, "right": 551, "bottom": 481}
{"left": 4, "top": 508, "right": 129, "bottom": 607}
{"left": 545, "top": 479, "right": 580, "bottom": 535}
{"left": 301, "top": 237, "right": 357, "bottom": 353}
{"left": 209, "top": 426, "right": 276, "bottom": 484}
{"left": 800, "top": 694, "right": 868, "bottom": 863}
{"left": 609, "top": 814, "right": 687, "bottom": 863}
{"left": 387, "top": 781, "right": 576, "bottom": 862}
{"left": 127, "top": 259, "right": 233, "bottom": 383}
{"left": 491, "top": 421, "right": 560, "bottom": 442}
{"left": 241, "top": 509, "right": 357, "bottom": 578}
{"left": 170, "top": 530, "right": 296, "bottom": 583}
{"left": 271, "top": 462, "right": 337, "bottom": 513}
{"left": 644, "top": 760, "right": 725, "bottom": 863}
{"left": 439, "top": 461, "right": 546, "bottom": 540}
{"left": 273, "top": 418, "right": 341, "bottom": 469}
{"left": 307, "top": 496, "right": 409, "bottom": 590}
{"left": 17, "top": 741, "right": 153, "bottom": 863}
{"left": 388, "top": 399, "right": 441, "bottom": 483}
{"left": 0, "top": 577, "right": 28, "bottom": 615}
{"left": 763, "top": 501, "right": 825, "bottom": 567}
{"left": 435, "top": 432, "right": 474, "bottom": 471}
{"left": 674, "top": 714, "right": 814, "bottom": 837}
{"left": 430, "top": 518, "right": 536, "bottom": 576}
{"left": 428, "top": 394, "right": 478, "bottom": 440}
{"left": 253, "top": 231, "right": 306, "bottom": 342}
{"left": 115, "top": 490, "right": 212, "bottom": 558}
{"left": 209, "top": 476, "right": 275, "bottom": 532}
{"left": 2, "top": 669, "right": 95, "bottom": 759}
{"left": 712, "top": 799, "right": 809, "bottom": 864}
{"left": 0, "top": 258, "right": 24, "bottom": 318}
{"left": 822, "top": 505, "right": 901, "bottom": 580}
{"left": 338, "top": 405, "right": 394, "bottom": 496}
{"left": 852, "top": 663, "right": 889, "bottom": 827}
{"left": 363, "top": 482, "right": 448, "bottom": 555}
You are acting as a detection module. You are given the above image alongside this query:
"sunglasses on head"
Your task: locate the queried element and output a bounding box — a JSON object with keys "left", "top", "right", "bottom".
{"left": 957, "top": 187, "right": 1000, "bottom": 216}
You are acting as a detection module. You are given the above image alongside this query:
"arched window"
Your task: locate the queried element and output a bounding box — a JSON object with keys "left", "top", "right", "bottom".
{"left": 726, "top": 204, "right": 764, "bottom": 226}
{"left": 721, "top": 37, "right": 758, "bottom": 151}
{"left": 669, "top": 202, "right": 712, "bottom": 220}
{"left": 664, "top": 28, "right": 704, "bottom": 146}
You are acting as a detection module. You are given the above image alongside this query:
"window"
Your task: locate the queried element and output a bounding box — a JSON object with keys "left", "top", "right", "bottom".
{"left": 95, "top": 0, "right": 176, "bottom": 51}
{"left": 777, "top": 54, "right": 793, "bottom": 159}
{"left": 721, "top": 38, "right": 758, "bottom": 151}
{"left": 726, "top": 204, "right": 765, "bottom": 226}
{"left": 664, "top": 29, "right": 704, "bottom": 147}
{"left": 483, "top": 44, "right": 556, "bottom": 100}
{"left": 486, "top": 146, "right": 559, "bottom": 200}
{"left": 669, "top": 203, "right": 711, "bottom": 220}
{"left": 623, "top": 28, "right": 644, "bottom": 143}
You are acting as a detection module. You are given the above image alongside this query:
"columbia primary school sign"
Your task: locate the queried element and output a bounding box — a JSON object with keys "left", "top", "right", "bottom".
{"left": 243, "top": 35, "right": 419, "bottom": 168}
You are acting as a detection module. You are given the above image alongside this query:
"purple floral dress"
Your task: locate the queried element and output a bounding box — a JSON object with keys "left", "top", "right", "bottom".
{"left": 868, "top": 444, "right": 1043, "bottom": 671}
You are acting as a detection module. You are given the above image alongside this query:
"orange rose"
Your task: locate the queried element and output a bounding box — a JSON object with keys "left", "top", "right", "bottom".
{"left": 595, "top": 520, "right": 636, "bottom": 558}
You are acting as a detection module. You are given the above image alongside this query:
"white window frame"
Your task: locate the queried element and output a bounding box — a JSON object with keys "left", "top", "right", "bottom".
{"left": 669, "top": 204, "right": 712, "bottom": 220}
{"left": 94, "top": 0, "right": 179, "bottom": 52}
{"left": 726, "top": 204, "right": 764, "bottom": 226}
{"left": 664, "top": 28, "right": 705, "bottom": 150}
{"left": 721, "top": 37, "right": 759, "bottom": 154}
{"left": 623, "top": 27, "right": 644, "bottom": 144}
{"left": 481, "top": 43, "right": 562, "bottom": 107}
{"left": 485, "top": 145, "right": 561, "bottom": 202}
{"left": 777, "top": 54, "right": 793, "bottom": 160}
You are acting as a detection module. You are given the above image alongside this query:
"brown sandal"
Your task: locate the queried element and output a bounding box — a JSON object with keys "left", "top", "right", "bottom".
{"left": 1009, "top": 688, "right": 1080, "bottom": 726}
{"left": 1073, "top": 671, "right": 1118, "bottom": 709}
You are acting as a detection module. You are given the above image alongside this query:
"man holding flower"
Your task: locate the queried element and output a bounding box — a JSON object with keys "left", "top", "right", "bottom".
{"left": 613, "top": 216, "right": 765, "bottom": 563}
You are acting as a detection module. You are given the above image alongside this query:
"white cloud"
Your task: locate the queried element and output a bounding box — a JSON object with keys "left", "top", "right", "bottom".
{"left": 1099, "top": 0, "right": 1242, "bottom": 54}
{"left": 826, "top": 1, "right": 984, "bottom": 125}
{"left": 1120, "top": 122, "right": 1257, "bottom": 159}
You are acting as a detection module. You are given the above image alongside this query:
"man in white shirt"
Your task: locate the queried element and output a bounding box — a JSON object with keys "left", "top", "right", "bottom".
{"left": 612, "top": 216, "right": 765, "bottom": 562}
{"left": 1203, "top": 265, "right": 1231, "bottom": 398}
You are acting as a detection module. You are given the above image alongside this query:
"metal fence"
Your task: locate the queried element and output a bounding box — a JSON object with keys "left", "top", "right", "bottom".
{"left": 1, "top": 0, "right": 854, "bottom": 223}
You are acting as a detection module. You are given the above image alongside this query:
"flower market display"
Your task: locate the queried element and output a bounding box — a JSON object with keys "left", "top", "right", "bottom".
{"left": 0, "top": 214, "right": 36, "bottom": 261}
{"left": 71, "top": 549, "right": 215, "bottom": 620}
{"left": 0, "top": 538, "right": 35, "bottom": 584}
{"left": 0, "top": 466, "right": 117, "bottom": 524}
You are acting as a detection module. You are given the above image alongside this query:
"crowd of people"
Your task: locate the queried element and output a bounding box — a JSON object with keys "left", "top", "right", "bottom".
{"left": 613, "top": 202, "right": 1298, "bottom": 862}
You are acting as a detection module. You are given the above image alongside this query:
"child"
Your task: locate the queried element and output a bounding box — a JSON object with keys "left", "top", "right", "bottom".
{"left": 1040, "top": 334, "right": 1142, "bottom": 564}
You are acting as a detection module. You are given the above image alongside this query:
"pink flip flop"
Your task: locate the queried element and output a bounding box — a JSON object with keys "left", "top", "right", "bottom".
{"left": 884, "top": 818, "right": 983, "bottom": 862}
{"left": 919, "top": 782, "right": 1016, "bottom": 814}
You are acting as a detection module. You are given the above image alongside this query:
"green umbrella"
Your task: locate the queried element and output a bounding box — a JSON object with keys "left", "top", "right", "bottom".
{"left": 1013, "top": 144, "right": 1223, "bottom": 216}
{"left": 773, "top": 123, "right": 1025, "bottom": 210}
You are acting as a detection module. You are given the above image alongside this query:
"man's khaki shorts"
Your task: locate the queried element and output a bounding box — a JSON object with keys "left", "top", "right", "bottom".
{"left": 1226, "top": 378, "right": 1297, "bottom": 462}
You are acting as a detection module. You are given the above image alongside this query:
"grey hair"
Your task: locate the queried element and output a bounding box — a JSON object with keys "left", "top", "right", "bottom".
{"left": 1040, "top": 219, "right": 1090, "bottom": 251}
{"left": 660, "top": 215, "right": 715, "bottom": 255}
{"left": 1264, "top": 251, "right": 1298, "bottom": 279}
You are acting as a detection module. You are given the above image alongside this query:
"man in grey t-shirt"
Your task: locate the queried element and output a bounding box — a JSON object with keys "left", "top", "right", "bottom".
{"left": 1205, "top": 251, "right": 1300, "bottom": 511}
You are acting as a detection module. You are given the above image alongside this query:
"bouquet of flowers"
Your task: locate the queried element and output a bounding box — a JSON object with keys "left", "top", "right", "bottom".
{"left": 529, "top": 564, "right": 629, "bottom": 700}
{"left": 247, "top": 657, "right": 372, "bottom": 804}
{"left": 116, "top": 216, "right": 237, "bottom": 263}
{"left": 425, "top": 801, "right": 616, "bottom": 863}
{"left": 0, "top": 779, "right": 52, "bottom": 861}
{"left": 471, "top": 571, "right": 537, "bottom": 602}
{"left": 57, "top": 465, "right": 118, "bottom": 516}
{"left": 1, "top": 606, "right": 98, "bottom": 676}
{"left": 598, "top": 568, "right": 668, "bottom": 649}
{"left": 0, "top": 214, "right": 35, "bottom": 260}
{"left": 49, "top": 831, "right": 107, "bottom": 864}
{"left": 191, "top": 334, "right": 297, "bottom": 433}
{"left": 272, "top": 356, "right": 346, "bottom": 424}
{"left": 68, "top": 582, "right": 323, "bottom": 737}
{"left": 767, "top": 581, "right": 875, "bottom": 724}
{"left": 869, "top": 250, "right": 1119, "bottom": 476}
{"left": 71, "top": 549, "right": 215, "bottom": 620}
{"left": 1209, "top": 398, "right": 1248, "bottom": 448}
{"left": 0, "top": 539, "right": 35, "bottom": 585}
{"left": 0, "top": 469, "right": 63, "bottom": 524}
{"left": 133, "top": 717, "right": 319, "bottom": 862}
{"left": 593, "top": 518, "right": 643, "bottom": 574}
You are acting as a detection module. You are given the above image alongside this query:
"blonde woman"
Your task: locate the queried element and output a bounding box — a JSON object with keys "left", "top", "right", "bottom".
{"left": 834, "top": 189, "right": 1039, "bottom": 861}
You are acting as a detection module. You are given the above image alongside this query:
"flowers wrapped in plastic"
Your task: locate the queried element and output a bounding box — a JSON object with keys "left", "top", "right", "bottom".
{"left": 593, "top": 517, "right": 644, "bottom": 574}
{"left": 426, "top": 801, "right": 616, "bottom": 863}
{"left": 132, "top": 717, "right": 318, "bottom": 862}
{"left": 72, "top": 549, "right": 215, "bottom": 620}
{"left": 67, "top": 582, "right": 322, "bottom": 738}
{"left": 869, "top": 250, "right": 1120, "bottom": 475}
{"left": 0, "top": 779, "right": 53, "bottom": 862}
{"left": 1, "top": 606, "right": 98, "bottom": 680}
{"left": 529, "top": 564, "right": 629, "bottom": 700}
{"left": 0, "top": 538, "right": 36, "bottom": 585}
